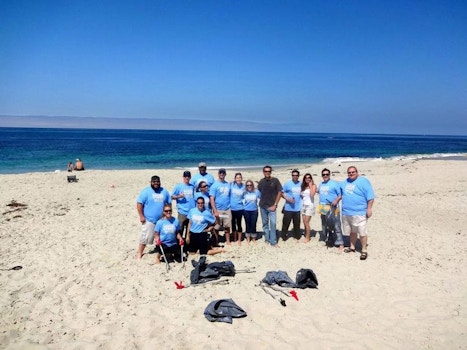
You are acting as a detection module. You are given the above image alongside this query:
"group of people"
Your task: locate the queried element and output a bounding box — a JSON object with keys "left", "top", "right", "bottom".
{"left": 135, "top": 162, "right": 375, "bottom": 262}
{"left": 67, "top": 158, "right": 85, "bottom": 171}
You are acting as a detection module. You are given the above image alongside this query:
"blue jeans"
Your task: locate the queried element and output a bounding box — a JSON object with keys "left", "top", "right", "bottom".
{"left": 321, "top": 214, "right": 344, "bottom": 246}
{"left": 260, "top": 206, "right": 277, "bottom": 245}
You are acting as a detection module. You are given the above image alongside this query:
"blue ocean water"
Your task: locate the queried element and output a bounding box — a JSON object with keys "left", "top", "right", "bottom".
{"left": 0, "top": 128, "right": 466, "bottom": 174}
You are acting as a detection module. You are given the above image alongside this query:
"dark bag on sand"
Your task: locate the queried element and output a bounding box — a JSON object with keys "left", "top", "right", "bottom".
{"left": 295, "top": 268, "right": 318, "bottom": 289}
{"left": 204, "top": 298, "right": 247, "bottom": 323}
{"left": 261, "top": 271, "right": 296, "bottom": 288}
{"left": 190, "top": 257, "right": 236, "bottom": 285}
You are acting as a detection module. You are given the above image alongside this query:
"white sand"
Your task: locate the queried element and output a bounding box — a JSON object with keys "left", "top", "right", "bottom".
{"left": 1, "top": 159, "right": 466, "bottom": 349}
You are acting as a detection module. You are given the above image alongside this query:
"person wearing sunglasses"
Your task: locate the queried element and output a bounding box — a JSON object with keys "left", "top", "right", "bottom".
{"left": 301, "top": 173, "right": 317, "bottom": 243}
{"left": 341, "top": 166, "right": 375, "bottom": 260}
{"left": 243, "top": 180, "right": 261, "bottom": 244}
{"left": 257, "top": 165, "right": 283, "bottom": 247}
{"left": 281, "top": 169, "right": 303, "bottom": 242}
{"left": 186, "top": 197, "right": 225, "bottom": 256}
{"left": 136, "top": 175, "right": 171, "bottom": 259}
{"left": 195, "top": 181, "right": 211, "bottom": 210}
{"left": 317, "top": 168, "right": 344, "bottom": 250}
{"left": 154, "top": 204, "right": 183, "bottom": 264}
{"left": 171, "top": 170, "right": 195, "bottom": 238}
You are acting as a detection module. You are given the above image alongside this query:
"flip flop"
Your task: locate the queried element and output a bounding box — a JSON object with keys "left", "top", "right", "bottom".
{"left": 344, "top": 248, "right": 355, "bottom": 253}
{"left": 360, "top": 252, "right": 368, "bottom": 260}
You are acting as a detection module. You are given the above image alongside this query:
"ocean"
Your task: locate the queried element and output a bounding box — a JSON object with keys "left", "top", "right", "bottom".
{"left": 1, "top": 127, "right": 466, "bottom": 174}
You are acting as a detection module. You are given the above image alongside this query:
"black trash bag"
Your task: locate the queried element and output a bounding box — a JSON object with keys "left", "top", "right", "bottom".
{"left": 261, "top": 271, "right": 296, "bottom": 287}
{"left": 190, "top": 257, "right": 236, "bottom": 284}
{"left": 204, "top": 298, "right": 247, "bottom": 323}
{"left": 324, "top": 205, "right": 337, "bottom": 247}
{"left": 295, "top": 268, "right": 318, "bottom": 289}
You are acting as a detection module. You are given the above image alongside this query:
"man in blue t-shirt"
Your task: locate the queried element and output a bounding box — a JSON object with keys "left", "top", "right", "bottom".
{"left": 190, "top": 162, "right": 215, "bottom": 188}
{"left": 209, "top": 168, "right": 232, "bottom": 244}
{"left": 281, "top": 169, "right": 302, "bottom": 241}
{"left": 136, "top": 175, "right": 171, "bottom": 259}
{"left": 171, "top": 170, "right": 195, "bottom": 238}
{"left": 341, "top": 166, "right": 375, "bottom": 260}
{"left": 318, "top": 168, "right": 344, "bottom": 250}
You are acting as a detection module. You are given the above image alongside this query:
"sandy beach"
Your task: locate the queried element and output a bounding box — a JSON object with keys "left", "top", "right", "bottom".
{"left": 1, "top": 159, "right": 466, "bottom": 349}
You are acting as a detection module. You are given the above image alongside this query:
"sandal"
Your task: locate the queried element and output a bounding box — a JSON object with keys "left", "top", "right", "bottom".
{"left": 344, "top": 248, "right": 356, "bottom": 253}
{"left": 360, "top": 252, "right": 368, "bottom": 260}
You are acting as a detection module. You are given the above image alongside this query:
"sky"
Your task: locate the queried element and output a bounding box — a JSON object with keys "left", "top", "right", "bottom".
{"left": 1, "top": 0, "right": 466, "bottom": 135}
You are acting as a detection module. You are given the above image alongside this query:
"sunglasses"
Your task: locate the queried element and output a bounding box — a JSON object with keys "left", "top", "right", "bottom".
{"left": 197, "top": 202, "right": 205, "bottom": 205}
{"left": 322, "top": 173, "right": 330, "bottom": 176}
{"left": 347, "top": 171, "right": 357, "bottom": 174}
{"left": 200, "top": 185, "right": 207, "bottom": 188}
{"left": 263, "top": 170, "right": 271, "bottom": 173}
{"left": 164, "top": 210, "right": 172, "bottom": 213}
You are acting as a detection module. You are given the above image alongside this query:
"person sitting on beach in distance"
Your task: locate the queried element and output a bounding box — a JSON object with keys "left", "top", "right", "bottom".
{"left": 317, "top": 168, "right": 344, "bottom": 250}
{"left": 243, "top": 180, "right": 261, "bottom": 244}
{"left": 210, "top": 168, "right": 232, "bottom": 245}
{"left": 230, "top": 172, "right": 245, "bottom": 246}
{"left": 74, "top": 158, "right": 85, "bottom": 171}
{"left": 190, "top": 162, "right": 215, "bottom": 188}
{"left": 194, "top": 181, "right": 211, "bottom": 211}
{"left": 67, "top": 161, "right": 73, "bottom": 172}
{"left": 136, "top": 175, "right": 171, "bottom": 259}
{"left": 257, "top": 165, "right": 282, "bottom": 247}
{"left": 341, "top": 166, "right": 375, "bottom": 260}
{"left": 154, "top": 204, "right": 183, "bottom": 264}
{"left": 301, "top": 173, "right": 317, "bottom": 243}
{"left": 171, "top": 170, "right": 195, "bottom": 239}
{"left": 281, "top": 169, "right": 303, "bottom": 242}
{"left": 186, "top": 197, "right": 225, "bottom": 256}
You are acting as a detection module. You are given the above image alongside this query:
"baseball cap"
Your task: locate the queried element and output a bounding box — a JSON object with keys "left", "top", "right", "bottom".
{"left": 198, "top": 162, "right": 207, "bottom": 167}
{"left": 183, "top": 170, "right": 191, "bottom": 177}
{"left": 218, "top": 168, "right": 226, "bottom": 174}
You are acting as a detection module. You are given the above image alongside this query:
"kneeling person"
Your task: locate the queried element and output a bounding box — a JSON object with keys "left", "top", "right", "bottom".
{"left": 154, "top": 204, "right": 183, "bottom": 264}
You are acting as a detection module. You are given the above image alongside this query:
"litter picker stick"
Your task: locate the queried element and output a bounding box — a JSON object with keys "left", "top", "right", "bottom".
{"left": 261, "top": 285, "right": 286, "bottom": 307}
{"left": 158, "top": 242, "right": 170, "bottom": 272}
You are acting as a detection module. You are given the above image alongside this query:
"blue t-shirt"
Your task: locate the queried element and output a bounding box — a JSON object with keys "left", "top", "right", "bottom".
{"left": 188, "top": 207, "right": 216, "bottom": 233}
{"left": 155, "top": 217, "right": 180, "bottom": 247}
{"left": 190, "top": 173, "right": 215, "bottom": 187}
{"left": 230, "top": 182, "right": 245, "bottom": 211}
{"left": 194, "top": 192, "right": 211, "bottom": 210}
{"left": 137, "top": 186, "right": 171, "bottom": 223}
{"left": 172, "top": 183, "right": 195, "bottom": 215}
{"left": 318, "top": 179, "right": 341, "bottom": 204}
{"left": 209, "top": 180, "right": 231, "bottom": 210}
{"left": 341, "top": 176, "right": 375, "bottom": 216}
{"left": 282, "top": 180, "right": 302, "bottom": 212}
{"left": 244, "top": 189, "right": 261, "bottom": 211}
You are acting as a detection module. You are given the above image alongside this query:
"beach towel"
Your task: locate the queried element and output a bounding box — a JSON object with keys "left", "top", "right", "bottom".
{"left": 204, "top": 298, "right": 247, "bottom": 323}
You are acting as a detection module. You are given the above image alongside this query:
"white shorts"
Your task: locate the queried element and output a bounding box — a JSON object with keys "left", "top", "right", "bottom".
{"left": 139, "top": 221, "right": 156, "bottom": 245}
{"left": 301, "top": 204, "right": 315, "bottom": 217}
{"left": 342, "top": 215, "right": 368, "bottom": 237}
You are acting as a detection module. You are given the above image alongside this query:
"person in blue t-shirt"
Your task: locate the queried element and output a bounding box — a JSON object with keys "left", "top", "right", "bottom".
{"left": 171, "top": 170, "right": 195, "bottom": 238}
{"left": 243, "top": 180, "right": 261, "bottom": 243}
{"left": 154, "top": 204, "right": 183, "bottom": 264}
{"left": 136, "top": 175, "right": 171, "bottom": 259}
{"left": 194, "top": 181, "right": 211, "bottom": 211}
{"left": 281, "top": 170, "right": 303, "bottom": 241}
{"left": 209, "top": 168, "right": 232, "bottom": 244}
{"left": 317, "top": 168, "right": 344, "bottom": 250}
{"left": 341, "top": 166, "right": 375, "bottom": 260}
{"left": 190, "top": 162, "right": 215, "bottom": 188}
{"left": 186, "top": 197, "right": 225, "bottom": 256}
{"left": 230, "top": 172, "right": 245, "bottom": 245}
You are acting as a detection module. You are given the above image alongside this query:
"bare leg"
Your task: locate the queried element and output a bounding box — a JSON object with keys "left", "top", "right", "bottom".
{"left": 360, "top": 235, "right": 368, "bottom": 252}
{"left": 349, "top": 232, "right": 358, "bottom": 250}
{"left": 302, "top": 215, "right": 311, "bottom": 242}
{"left": 207, "top": 247, "right": 226, "bottom": 255}
{"left": 155, "top": 253, "right": 161, "bottom": 264}
{"left": 225, "top": 229, "right": 231, "bottom": 245}
{"left": 136, "top": 244, "right": 146, "bottom": 259}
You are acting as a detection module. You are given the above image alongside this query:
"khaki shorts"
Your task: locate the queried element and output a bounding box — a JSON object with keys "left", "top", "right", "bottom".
{"left": 215, "top": 209, "right": 232, "bottom": 230}
{"left": 342, "top": 215, "right": 368, "bottom": 237}
{"left": 139, "top": 221, "right": 156, "bottom": 245}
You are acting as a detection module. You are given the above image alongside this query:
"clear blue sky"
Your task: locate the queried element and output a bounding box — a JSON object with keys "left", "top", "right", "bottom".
{"left": 1, "top": 0, "right": 466, "bottom": 135}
